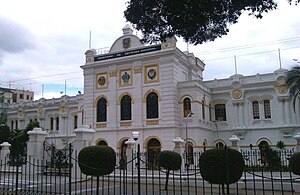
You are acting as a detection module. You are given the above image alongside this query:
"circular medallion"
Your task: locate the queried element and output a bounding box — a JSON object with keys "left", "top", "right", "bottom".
{"left": 147, "top": 69, "right": 156, "bottom": 80}
{"left": 122, "top": 72, "right": 130, "bottom": 83}
{"left": 232, "top": 89, "right": 242, "bottom": 99}
{"left": 98, "top": 76, "right": 106, "bottom": 86}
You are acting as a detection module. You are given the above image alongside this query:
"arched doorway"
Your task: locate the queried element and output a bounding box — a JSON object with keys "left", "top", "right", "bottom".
{"left": 185, "top": 141, "right": 194, "bottom": 167}
{"left": 146, "top": 138, "right": 161, "bottom": 169}
{"left": 119, "top": 139, "right": 128, "bottom": 170}
{"left": 258, "top": 140, "right": 269, "bottom": 165}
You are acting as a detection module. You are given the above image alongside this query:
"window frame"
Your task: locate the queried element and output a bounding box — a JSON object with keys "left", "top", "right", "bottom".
{"left": 215, "top": 104, "right": 226, "bottom": 121}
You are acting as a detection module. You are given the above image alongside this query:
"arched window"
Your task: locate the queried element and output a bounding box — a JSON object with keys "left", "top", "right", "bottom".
{"left": 97, "top": 98, "right": 107, "bottom": 122}
{"left": 183, "top": 98, "right": 191, "bottom": 117}
{"left": 121, "top": 95, "right": 132, "bottom": 121}
{"left": 215, "top": 104, "right": 226, "bottom": 121}
{"left": 252, "top": 101, "right": 260, "bottom": 119}
{"left": 264, "top": 100, "right": 271, "bottom": 119}
{"left": 146, "top": 92, "right": 159, "bottom": 119}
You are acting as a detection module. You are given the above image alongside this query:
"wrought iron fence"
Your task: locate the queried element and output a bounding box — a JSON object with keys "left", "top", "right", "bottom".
{"left": 0, "top": 145, "right": 299, "bottom": 195}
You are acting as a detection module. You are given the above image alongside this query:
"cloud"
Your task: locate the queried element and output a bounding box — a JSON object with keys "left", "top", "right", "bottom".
{"left": 0, "top": 16, "right": 36, "bottom": 60}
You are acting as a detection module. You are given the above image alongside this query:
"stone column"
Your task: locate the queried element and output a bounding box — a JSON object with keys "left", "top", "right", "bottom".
{"left": 73, "top": 125, "right": 96, "bottom": 153}
{"left": 294, "top": 132, "right": 300, "bottom": 152}
{"left": 229, "top": 135, "right": 240, "bottom": 151}
{"left": 0, "top": 142, "right": 11, "bottom": 160}
{"left": 125, "top": 138, "right": 137, "bottom": 172}
{"left": 172, "top": 137, "right": 185, "bottom": 170}
{"left": 27, "top": 128, "right": 48, "bottom": 160}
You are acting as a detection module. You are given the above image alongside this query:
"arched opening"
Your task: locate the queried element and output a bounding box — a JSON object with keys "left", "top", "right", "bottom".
{"left": 97, "top": 98, "right": 107, "bottom": 122}
{"left": 120, "top": 95, "right": 132, "bottom": 121}
{"left": 146, "top": 92, "right": 159, "bottom": 119}
{"left": 146, "top": 138, "right": 161, "bottom": 169}
{"left": 97, "top": 140, "right": 108, "bottom": 146}
{"left": 119, "top": 139, "right": 128, "bottom": 170}
{"left": 216, "top": 141, "right": 225, "bottom": 148}
{"left": 183, "top": 97, "right": 191, "bottom": 117}
{"left": 258, "top": 140, "right": 269, "bottom": 165}
{"left": 185, "top": 141, "right": 194, "bottom": 166}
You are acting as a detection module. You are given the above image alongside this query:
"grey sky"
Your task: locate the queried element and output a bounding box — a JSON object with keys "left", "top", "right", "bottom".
{"left": 0, "top": 0, "right": 299, "bottom": 99}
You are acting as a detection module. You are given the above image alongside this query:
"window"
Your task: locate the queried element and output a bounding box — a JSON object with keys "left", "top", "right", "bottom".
{"left": 202, "top": 100, "right": 205, "bottom": 119}
{"left": 74, "top": 115, "right": 78, "bottom": 129}
{"left": 56, "top": 117, "right": 59, "bottom": 130}
{"left": 146, "top": 92, "right": 159, "bottom": 119}
{"left": 19, "top": 94, "right": 23, "bottom": 99}
{"left": 215, "top": 104, "right": 226, "bottom": 121}
{"left": 26, "top": 95, "right": 29, "bottom": 100}
{"left": 252, "top": 101, "right": 260, "bottom": 119}
{"left": 183, "top": 98, "right": 191, "bottom": 117}
{"left": 50, "top": 117, "right": 54, "bottom": 130}
{"left": 97, "top": 98, "right": 107, "bottom": 122}
{"left": 264, "top": 100, "right": 271, "bottom": 119}
{"left": 121, "top": 95, "right": 132, "bottom": 120}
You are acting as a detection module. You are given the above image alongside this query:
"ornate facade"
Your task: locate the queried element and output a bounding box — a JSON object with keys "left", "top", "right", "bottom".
{"left": 6, "top": 26, "right": 300, "bottom": 162}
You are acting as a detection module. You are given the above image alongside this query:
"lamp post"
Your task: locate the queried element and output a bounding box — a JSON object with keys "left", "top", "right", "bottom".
{"left": 132, "top": 131, "right": 141, "bottom": 195}
{"left": 185, "top": 112, "right": 194, "bottom": 169}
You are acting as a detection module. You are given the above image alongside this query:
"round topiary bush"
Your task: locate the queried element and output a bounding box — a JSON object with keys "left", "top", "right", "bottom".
{"left": 78, "top": 145, "right": 116, "bottom": 176}
{"left": 158, "top": 150, "right": 182, "bottom": 170}
{"left": 289, "top": 152, "right": 300, "bottom": 175}
{"left": 158, "top": 150, "right": 182, "bottom": 191}
{"left": 199, "top": 147, "right": 245, "bottom": 185}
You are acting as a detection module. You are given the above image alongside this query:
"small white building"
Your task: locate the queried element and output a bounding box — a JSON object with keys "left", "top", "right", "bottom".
{"left": 5, "top": 26, "right": 300, "bottom": 166}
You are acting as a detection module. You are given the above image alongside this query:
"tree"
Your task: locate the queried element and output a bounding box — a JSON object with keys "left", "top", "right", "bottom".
{"left": 9, "top": 120, "right": 40, "bottom": 165}
{"left": 286, "top": 65, "right": 300, "bottom": 109}
{"left": 78, "top": 146, "right": 116, "bottom": 195}
{"left": 158, "top": 150, "right": 182, "bottom": 191}
{"left": 0, "top": 124, "right": 11, "bottom": 144}
{"left": 124, "top": 0, "right": 299, "bottom": 45}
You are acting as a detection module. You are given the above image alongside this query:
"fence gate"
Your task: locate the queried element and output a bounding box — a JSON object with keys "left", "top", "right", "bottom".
{"left": 0, "top": 144, "right": 298, "bottom": 195}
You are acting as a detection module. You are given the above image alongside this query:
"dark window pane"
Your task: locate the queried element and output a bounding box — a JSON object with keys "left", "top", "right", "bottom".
{"left": 183, "top": 98, "right": 191, "bottom": 117}
{"left": 252, "top": 101, "right": 260, "bottom": 119}
{"left": 215, "top": 104, "right": 226, "bottom": 121}
{"left": 264, "top": 100, "right": 271, "bottom": 119}
{"left": 97, "top": 98, "right": 107, "bottom": 122}
{"left": 121, "top": 95, "right": 131, "bottom": 120}
{"left": 146, "top": 92, "right": 158, "bottom": 119}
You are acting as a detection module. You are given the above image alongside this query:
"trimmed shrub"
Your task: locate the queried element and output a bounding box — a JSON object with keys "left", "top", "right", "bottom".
{"left": 78, "top": 146, "right": 116, "bottom": 176}
{"left": 289, "top": 152, "right": 300, "bottom": 175}
{"left": 158, "top": 150, "right": 182, "bottom": 191}
{"left": 199, "top": 147, "right": 244, "bottom": 185}
{"left": 158, "top": 150, "right": 182, "bottom": 170}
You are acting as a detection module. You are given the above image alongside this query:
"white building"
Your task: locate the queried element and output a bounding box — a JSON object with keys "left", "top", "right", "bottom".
{"left": 5, "top": 26, "right": 300, "bottom": 165}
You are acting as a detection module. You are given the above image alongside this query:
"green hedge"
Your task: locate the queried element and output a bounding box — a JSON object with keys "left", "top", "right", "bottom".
{"left": 158, "top": 150, "right": 181, "bottom": 170}
{"left": 289, "top": 152, "right": 300, "bottom": 175}
{"left": 78, "top": 146, "right": 116, "bottom": 176}
{"left": 199, "top": 147, "right": 244, "bottom": 185}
